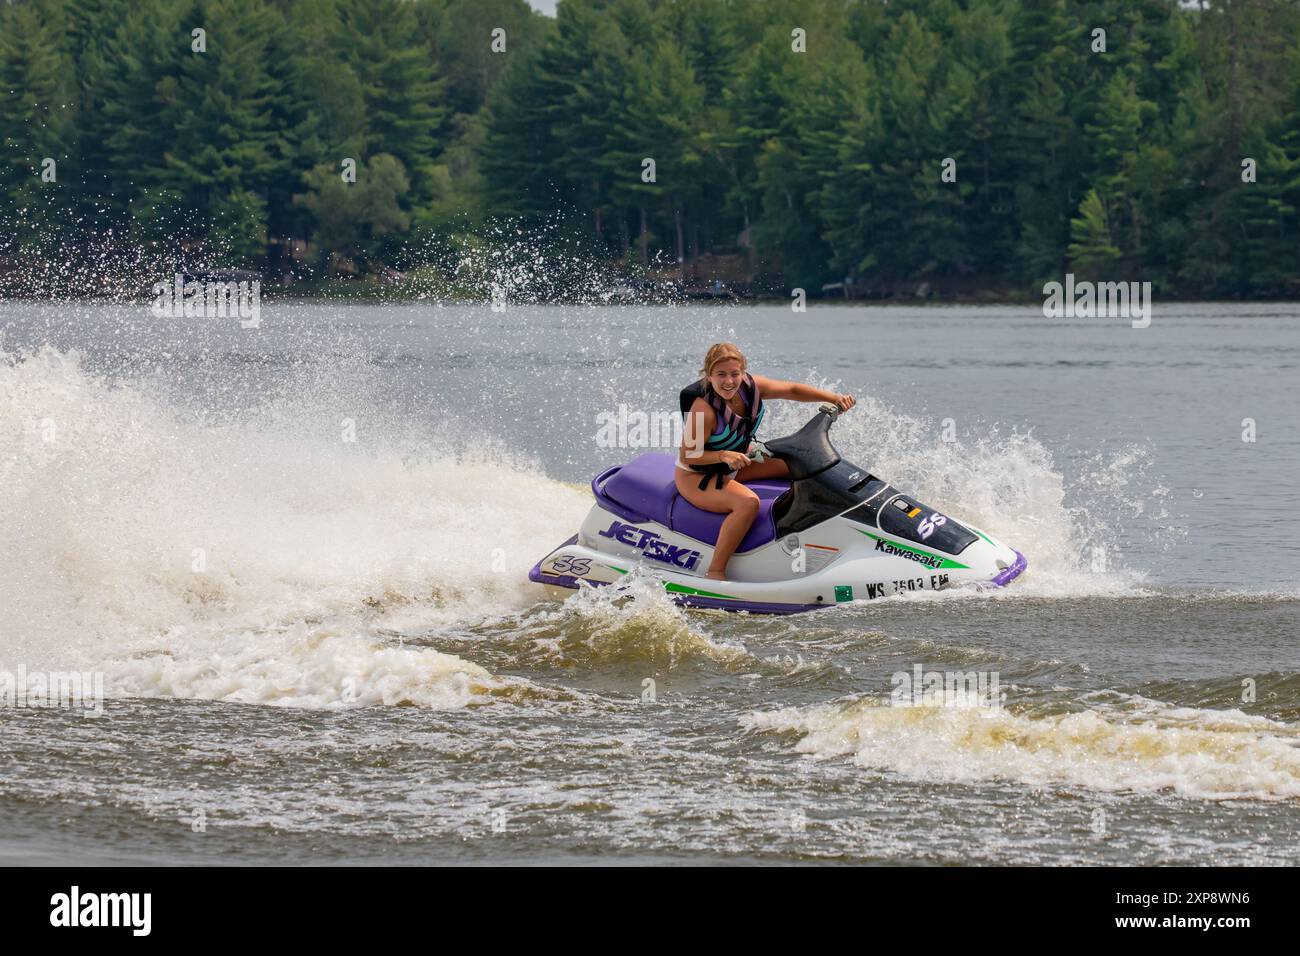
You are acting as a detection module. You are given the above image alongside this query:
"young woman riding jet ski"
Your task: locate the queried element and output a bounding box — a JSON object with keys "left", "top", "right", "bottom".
{"left": 679, "top": 342, "right": 855, "bottom": 580}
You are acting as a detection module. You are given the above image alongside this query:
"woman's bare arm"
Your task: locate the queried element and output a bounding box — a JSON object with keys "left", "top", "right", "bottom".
{"left": 752, "top": 375, "right": 855, "bottom": 410}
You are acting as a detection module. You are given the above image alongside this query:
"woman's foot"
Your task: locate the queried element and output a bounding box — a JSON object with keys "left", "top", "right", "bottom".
{"left": 705, "top": 569, "right": 727, "bottom": 581}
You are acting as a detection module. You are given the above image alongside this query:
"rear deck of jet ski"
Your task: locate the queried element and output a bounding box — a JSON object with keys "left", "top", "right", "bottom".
{"left": 591, "top": 453, "right": 790, "bottom": 551}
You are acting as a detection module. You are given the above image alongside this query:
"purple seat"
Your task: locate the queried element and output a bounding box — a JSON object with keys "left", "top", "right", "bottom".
{"left": 596, "top": 453, "right": 788, "bottom": 552}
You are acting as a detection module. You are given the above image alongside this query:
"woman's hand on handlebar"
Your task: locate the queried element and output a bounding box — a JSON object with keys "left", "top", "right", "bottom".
{"left": 833, "top": 393, "right": 856, "bottom": 412}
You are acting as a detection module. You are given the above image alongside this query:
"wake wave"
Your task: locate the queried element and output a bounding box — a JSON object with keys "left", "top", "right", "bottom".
{"left": 743, "top": 695, "right": 1300, "bottom": 801}
{"left": 0, "top": 346, "right": 587, "bottom": 708}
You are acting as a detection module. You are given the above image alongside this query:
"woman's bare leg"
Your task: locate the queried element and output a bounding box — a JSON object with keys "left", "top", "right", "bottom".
{"left": 674, "top": 471, "right": 761, "bottom": 579}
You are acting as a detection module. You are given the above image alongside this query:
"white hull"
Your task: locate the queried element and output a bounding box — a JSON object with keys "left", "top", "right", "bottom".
{"left": 532, "top": 502, "right": 1025, "bottom": 613}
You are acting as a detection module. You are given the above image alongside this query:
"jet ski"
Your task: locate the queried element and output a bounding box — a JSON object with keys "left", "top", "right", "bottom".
{"left": 529, "top": 404, "right": 1026, "bottom": 613}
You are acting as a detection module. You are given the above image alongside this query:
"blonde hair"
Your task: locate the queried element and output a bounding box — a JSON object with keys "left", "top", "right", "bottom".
{"left": 699, "top": 342, "right": 747, "bottom": 379}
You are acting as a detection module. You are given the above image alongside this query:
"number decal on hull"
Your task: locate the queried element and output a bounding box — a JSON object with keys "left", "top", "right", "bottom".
{"left": 548, "top": 555, "right": 591, "bottom": 576}
{"left": 918, "top": 513, "right": 947, "bottom": 540}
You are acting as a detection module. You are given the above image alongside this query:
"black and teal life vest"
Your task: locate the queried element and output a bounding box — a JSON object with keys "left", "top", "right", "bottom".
{"left": 678, "top": 374, "right": 765, "bottom": 489}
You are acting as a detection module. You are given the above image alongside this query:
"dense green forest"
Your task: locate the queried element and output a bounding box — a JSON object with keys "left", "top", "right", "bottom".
{"left": 2, "top": 0, "right": 1300, "bottom": 298}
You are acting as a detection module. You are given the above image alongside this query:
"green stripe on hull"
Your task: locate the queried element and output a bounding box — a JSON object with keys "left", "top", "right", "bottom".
{"left": 603, "top": 564, "right": 742, "bottom": 601}
{"left": 664, "top": 582, "right": 742, "bottom": 600}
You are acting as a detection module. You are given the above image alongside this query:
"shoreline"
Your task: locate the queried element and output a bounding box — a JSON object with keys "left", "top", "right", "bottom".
{"left": 6, "top": 292, "right": 1300, "bottom": 307}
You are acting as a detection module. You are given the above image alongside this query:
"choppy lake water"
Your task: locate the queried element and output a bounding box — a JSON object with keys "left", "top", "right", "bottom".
{"left": 1, "top": 300, "right": 1297, "bottom": 864}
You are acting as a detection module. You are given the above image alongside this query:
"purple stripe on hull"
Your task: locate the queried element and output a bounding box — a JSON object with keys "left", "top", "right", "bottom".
{"left": 528, "top": 539, "right": 824, "bottom": 614}
{"left": 528, "top": 565, "right": 593, "bottom": 589}
{"left": 990, "top": 550, "right": 1028, "bottom": 587}
{"left": 531, "top": 568, "right": 824, "bottom": 615}
{"left": 672, "top": 593, "right": 825, "bottom": 615}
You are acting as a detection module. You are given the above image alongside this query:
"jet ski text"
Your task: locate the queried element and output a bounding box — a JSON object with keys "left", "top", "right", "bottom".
{"left": 598, "top": 522, "right": 702, "bottom": 570}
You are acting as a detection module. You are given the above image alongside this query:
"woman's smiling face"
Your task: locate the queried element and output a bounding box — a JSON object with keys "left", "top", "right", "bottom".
{"left": 708, "top": 359, "right": 745, "bottom": 400}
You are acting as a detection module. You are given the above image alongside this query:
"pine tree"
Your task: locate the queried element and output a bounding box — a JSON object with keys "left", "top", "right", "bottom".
{"left": 334, "top": 0, "right": 445, "bottom": 203}
{"left": 416, "top": 0, "right": 548, "bottom": 118}
{"left": 151, "top": 0, "right": 287, "bottom": 261}
{"left": 97, "top": 0, "right": 188, "bottom": 218}
{"left": 1080, "top": 71, "right": 1158, "bottom": 275}
{"left": 1235, "top": 54, "right": 1300, "bottom": 295}
{"left": 0, "top": 0, "right": 77, "bottom": 251}
{"left": 820, "top": 10, "right": 975, "bottom": 288}
{"left": 997, "top": 0, "right": 1085, "bottom": 284}
{"left": 295, "top": 153, "right": 411, "bottom": 268}
{"left": 1067, "top": 187, "right": 1122, "bottom": 277}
